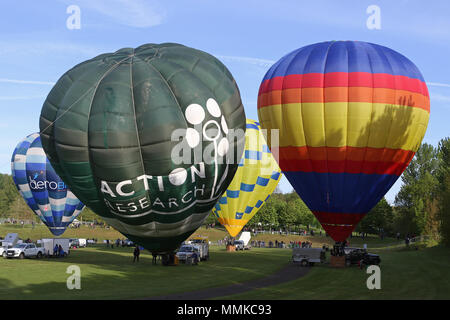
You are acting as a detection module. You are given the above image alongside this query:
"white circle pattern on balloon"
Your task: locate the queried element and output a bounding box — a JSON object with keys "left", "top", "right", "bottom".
{"left": 168, "top": 168, "right": 187, "bottom": 186}
{"left": 206, "top": 98, "right": 221, "bottom": 118}
{"left": 183, "top": 98, "right": 229, "bottom": 151}
{"left": 185, "top": 104, "right": 205, "bottom": 125}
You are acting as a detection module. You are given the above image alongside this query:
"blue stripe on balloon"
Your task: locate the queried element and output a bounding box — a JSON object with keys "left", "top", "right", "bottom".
{"left": 245, "top": 150, "right": 262, "bottom": 160}
{"left": 240, "top": 183, "right": 255, "bottom": 192}
{"left": 256, "top": 176, "right": 269, "bottom": 187}
{"left": 255, "top": 200, "right": 264, "bottom": 208}
{"left": 283, "top": 171, "right": 399, "bottom": 214}
{"left": 262, "top": 41, "right": 425, "bottom": 82}
{"left": 226, "top": 190, "right": 240, "bottom": 198}
{"left": 271, "top": 171, "right": 281, "bottom": 180}
{"left": 246, "top": 123, "right": 259, "bottom": 130}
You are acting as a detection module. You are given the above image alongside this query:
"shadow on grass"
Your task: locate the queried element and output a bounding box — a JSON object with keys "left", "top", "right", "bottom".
{"left": 0, "top": 247, "right": 292, "bottom": 300}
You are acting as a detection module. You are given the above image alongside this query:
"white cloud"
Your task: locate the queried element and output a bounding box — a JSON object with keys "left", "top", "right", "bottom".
{"left": 0, "top": 95, "right": 47, "bottom": 101}
{"left": 0, "top": 41, "right": 106, "bottom": 58}
{"left": 0, "top": 79, "right": 55, "bottom": 85}
{"left": 72, "top": 0, "right": 165, "bottom": 28}
{"left": 215, "top": 55, "right": 275, "bottom": 68}
{"left": 427, "top": 82, "right": 450, "bottom": 88}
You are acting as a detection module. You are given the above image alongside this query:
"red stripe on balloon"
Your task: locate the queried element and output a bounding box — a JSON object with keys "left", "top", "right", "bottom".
{"left": 273, "top": 146, "right": 415, "bottom": 175}
{"left": 313, "top": 211, "right": 366, "bottom": 225}
{"left": 258, "top": 72, "right": 429, "bottom": 97}
{"left": 320, "top": 224, "right": 358, "bottom": 242}
{"left": 279, "top": 158, "right": 409, "bottom": 175}
{"left": 313, "top": 212, "right": 366, "bottom": 242}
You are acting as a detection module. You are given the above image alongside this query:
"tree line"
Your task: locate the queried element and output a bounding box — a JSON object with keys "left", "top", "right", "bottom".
{"left": 1, "top": 136, "right": 449, "bottom": 245}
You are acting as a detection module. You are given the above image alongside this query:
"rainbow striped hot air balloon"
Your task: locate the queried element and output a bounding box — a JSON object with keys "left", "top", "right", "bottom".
{"left": 213, "top": 119, "right": 282, "bottom": 237}
{"left": 258, "top": 41, "right": 430, "bottom": 241}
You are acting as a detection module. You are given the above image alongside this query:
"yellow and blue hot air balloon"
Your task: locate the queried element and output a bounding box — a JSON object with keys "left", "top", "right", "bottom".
{"left": 212, "top": 119, "right": 282, "bottom": 237}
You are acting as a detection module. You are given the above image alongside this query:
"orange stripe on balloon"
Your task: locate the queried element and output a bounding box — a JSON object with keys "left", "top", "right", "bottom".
{"left": 258, "top": 87, "right": 430, "bottom": 112}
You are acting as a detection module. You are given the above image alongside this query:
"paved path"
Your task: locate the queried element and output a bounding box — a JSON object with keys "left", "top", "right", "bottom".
{"left": 146, "top": 263, "right": 310, "bottom": 300}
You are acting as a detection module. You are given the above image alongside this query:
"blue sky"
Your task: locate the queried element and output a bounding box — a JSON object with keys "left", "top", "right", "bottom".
{"left": 1, "top": 0, "right": 449, "bottom": 203}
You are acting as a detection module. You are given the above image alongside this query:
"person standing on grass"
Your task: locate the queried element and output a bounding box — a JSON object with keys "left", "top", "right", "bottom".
{"left": 133, "top": 246, "right": 140, "bottom": 263}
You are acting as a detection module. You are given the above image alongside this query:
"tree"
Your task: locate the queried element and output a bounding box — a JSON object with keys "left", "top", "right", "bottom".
{"left": 256, "top": 198, "right": 279, "bottom": 228}
{"left": 357, "top": 198, "right": 393, "bottom": 235}
{"left": 394, "top": 143, "right": 439, "bottom": 235}
{"left": 437, "top": 137, "right": 450, "bottom": 246}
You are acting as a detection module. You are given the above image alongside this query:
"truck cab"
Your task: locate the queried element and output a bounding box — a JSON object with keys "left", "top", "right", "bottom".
{"left": 176, "top": 244, "right": 200, "bottom": 263}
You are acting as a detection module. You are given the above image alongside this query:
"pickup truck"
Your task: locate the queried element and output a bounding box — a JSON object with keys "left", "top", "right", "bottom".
{"left": 0, "top": 246, "right": 11, "bottom": 258}
{"left": 176, "top": 244, "right": 200, "bottom": 264}
{"left": 5, "top": 243, "right": 45, "bottom": 259}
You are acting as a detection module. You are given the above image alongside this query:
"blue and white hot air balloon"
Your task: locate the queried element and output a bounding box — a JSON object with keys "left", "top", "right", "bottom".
{"left": 11, "top": 133, "right": 85, "bottom": 236}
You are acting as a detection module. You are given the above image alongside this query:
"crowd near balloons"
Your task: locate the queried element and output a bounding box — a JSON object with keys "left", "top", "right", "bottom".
{"left": 11, "top": 40, "right": 429, "bottom": 257}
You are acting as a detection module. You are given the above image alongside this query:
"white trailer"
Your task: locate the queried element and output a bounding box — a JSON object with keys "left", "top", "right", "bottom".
{"left": 41, "top": 238, "right": 70, "bottom": 256}
{"left": 292, "top": 248, "right": 326, "bottom": 266}
{"left": 238, "top": 231, "right": 252, "bottom": 249}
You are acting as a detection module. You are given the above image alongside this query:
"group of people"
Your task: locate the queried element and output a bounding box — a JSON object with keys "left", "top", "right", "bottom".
{"left": 53, "top": 244, "right": 66, "bottom": 257}
{"left": 105, "top": 238, "right": 129, "bottom": 248}
{"left": 290, "top": 240, "right": 313, "bottom": 248}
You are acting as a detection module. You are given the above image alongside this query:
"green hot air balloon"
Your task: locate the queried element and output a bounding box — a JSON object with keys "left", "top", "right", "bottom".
{"left": 40, "top": 43, "right": 246, "bottom": 253}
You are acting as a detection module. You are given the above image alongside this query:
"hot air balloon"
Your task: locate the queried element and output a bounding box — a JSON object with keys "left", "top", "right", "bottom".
{"left": 212, "top": 119, "right": 282, "bottom": 237}
{"left": 11, "top": 133, "right": 85, "bottom": 236}
{"left": 258, "top": 41, "right": 430, "bottom": 242}
{"left": 40, "top": 43, "right": 246, "bottom": 253}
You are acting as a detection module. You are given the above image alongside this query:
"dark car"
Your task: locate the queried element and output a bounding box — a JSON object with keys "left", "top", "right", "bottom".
{"left": 345, "top": 248, "right": 381, "bottom": 267}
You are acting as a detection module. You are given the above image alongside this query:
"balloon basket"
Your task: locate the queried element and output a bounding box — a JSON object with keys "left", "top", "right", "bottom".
{"left": 330, "top": 255, "right": 346, "bottom": 268}
{"left": 226, "top": 245, "right": 236, "bottom": 252}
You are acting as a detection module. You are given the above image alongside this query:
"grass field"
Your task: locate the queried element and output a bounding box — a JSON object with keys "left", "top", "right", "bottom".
{"left": 0, "top": 246, "right": 291, "bottom": 299}
{"left": 1, "top": 224, "right": 449, "bottom": 300}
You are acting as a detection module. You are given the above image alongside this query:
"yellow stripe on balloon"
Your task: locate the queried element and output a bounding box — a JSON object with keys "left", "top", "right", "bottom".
{"left": 258, "top": 102, "right": 429, "bottom": 152}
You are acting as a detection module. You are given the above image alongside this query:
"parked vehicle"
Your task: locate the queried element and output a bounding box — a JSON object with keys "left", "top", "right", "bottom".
{"left": 233, "top": 240, "right": 245, "bottom": 250}
{"left": 0, "top": 245, "right": 12, "bottom": 258}
{"left": 70, "top": 238, "right": 87, "bottom": 248}
{"left": 41, "top": 238, "right": 70, "bottom": 256}
{"left": 5, "top": 243, "right": 44, "bottom": 259}
{"left": 345, "top": 248, "right": 381, "bottom": 267}
{"left": 292, "top": 247, "right": 326, "bottom": 267}
{"left": 190, "top": 236, "right": 209, "bottom": 261}
{"left": 176, "top": 244, "right": 200, "bottom": 264}
{"left": 238, "top": 231, "right": 251, "bottom": 250}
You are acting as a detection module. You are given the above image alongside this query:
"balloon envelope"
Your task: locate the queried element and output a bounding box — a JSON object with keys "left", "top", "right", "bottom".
{"left": 258, "top": 41, "right": 430, "bottom": 241}
{"left": 40, "top": 43, "right": 246, "bottom": 252}
{"left": 11, "top": 133, "right": 85, "bottom": 236}
{"left": 213, "top": 119, "right": 282, "bottom": 237}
